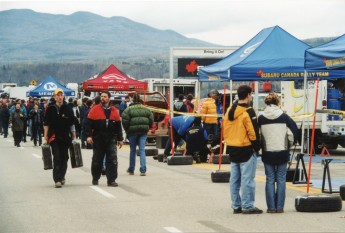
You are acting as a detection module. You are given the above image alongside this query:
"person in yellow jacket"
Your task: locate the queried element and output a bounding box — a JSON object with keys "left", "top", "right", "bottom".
{"left": 223, "top": 85, "right": 262, "bottom": 215}
{"left": 200, "top": 89, "right": 219, "bottom": 143}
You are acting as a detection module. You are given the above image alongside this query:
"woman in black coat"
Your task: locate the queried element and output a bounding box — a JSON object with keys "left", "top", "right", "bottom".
{"left": 10, "top": 103, "right": 25, "bottom": 147}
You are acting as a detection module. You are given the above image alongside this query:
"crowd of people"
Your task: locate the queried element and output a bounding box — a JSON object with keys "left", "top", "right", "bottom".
{"left": 0, "top": 84, "right": 299, "bottom": 215}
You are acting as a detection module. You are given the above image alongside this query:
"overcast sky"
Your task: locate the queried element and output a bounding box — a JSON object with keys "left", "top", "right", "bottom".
{"left": 1, "top": 0, "right": 345, "bottom": 46}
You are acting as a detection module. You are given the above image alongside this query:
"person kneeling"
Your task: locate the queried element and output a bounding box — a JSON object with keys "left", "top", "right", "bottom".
{"left": 185, "top": 117, "right": 209, "bottom": 163}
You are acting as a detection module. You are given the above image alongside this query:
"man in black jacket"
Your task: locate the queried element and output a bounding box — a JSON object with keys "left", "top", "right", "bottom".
{"left": 44, "top": 88, "right": 76, "bottom": 188}
{"left": 85, "top": 91, "right": 123, "bottom": 187}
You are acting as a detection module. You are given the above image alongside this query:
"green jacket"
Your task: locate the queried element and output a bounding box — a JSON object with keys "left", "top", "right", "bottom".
{"left": 121, "top": 103, "right": 154, "bottom": 136}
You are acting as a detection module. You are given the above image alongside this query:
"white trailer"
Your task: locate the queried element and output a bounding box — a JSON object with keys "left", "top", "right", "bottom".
{"left": 9, "top": 86, "right": 35, "bottom": 100}
{"left": 280, "top": 80, "right": 345, "bottom": 153}
{"left": 142, "top": 78, "right": 198, "bottom": 99}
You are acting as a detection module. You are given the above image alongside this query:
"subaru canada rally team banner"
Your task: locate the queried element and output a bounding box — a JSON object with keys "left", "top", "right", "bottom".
{"left": 27, "top": 76, "right": 75, "bottom": 97}
{"left": 198, "top": 26, "right": 345, "bottom": 82}
{"left": 177, "top": 58, "right": 221, "bottom": 77}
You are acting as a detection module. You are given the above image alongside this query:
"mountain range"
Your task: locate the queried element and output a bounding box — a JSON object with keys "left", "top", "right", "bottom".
{"left": 0, "top": 9, "right": 217, "bottom": 63}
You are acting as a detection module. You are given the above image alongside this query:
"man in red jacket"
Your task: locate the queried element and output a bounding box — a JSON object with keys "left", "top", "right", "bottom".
{"left": 85, "top": 91, "right": 123, "bottom": 187}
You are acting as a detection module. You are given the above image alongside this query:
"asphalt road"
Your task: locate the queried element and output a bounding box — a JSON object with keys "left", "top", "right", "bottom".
{"left": 0, "top": 134, "right": 344, "bottom": 233}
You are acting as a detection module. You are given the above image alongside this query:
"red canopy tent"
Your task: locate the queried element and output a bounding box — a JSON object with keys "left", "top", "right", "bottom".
{"left": 83, "top": 64, "right": 148, "bottom": 91}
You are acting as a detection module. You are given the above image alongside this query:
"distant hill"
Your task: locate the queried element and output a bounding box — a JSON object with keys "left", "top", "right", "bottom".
{"left": 0, "top": 9, "right": 217, "bottom": 63}
{"left": 303, "top": 37, "right": 337, "bottom": 47}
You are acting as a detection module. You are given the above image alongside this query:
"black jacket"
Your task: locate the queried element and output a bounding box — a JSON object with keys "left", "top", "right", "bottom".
{"left": 43, "top": 103, "right": 75, "bottom": 144}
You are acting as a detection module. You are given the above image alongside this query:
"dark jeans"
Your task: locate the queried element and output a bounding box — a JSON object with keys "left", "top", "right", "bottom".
{"left": 32, "top": 124, "right": 42, "bottom": 145}
{"left": 50, "top": 140, "right": 70, "bottom": 183}
{"left": 2, "top": 121, "right": 9, "bottom": 137}
{"left": 22, "top": 119, "right": 27, "bottom": 141}
{"left": 187, "top": 145, "right": 210, "bottom": 162}
{"left": 164, "top": 126, "right": 183, "bottom": 156}
{"left": 91, "top": 139, "right": 118, "bottom": 184}
{"left": 203, "top": 123, "right": 218, "bottom": 142}
{"left": 13, "top": 131, "right": 23, "bottom": 146}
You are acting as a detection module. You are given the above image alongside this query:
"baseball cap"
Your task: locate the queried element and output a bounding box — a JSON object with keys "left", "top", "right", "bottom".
{"left": 54, "top": 88, "right": 64, "bottom": 95}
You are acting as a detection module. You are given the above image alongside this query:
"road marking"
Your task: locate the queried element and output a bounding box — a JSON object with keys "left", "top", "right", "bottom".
{"left": 89, "top": 186, "right": 114, "bottom": 198}
{"left": 32, "top": 153, "right": 41, "bottom": 159}
{"left": 163, "top": 227, "right": 183, "bottom": 233}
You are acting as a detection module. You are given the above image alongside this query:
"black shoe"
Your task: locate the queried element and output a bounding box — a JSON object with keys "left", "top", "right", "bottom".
{"left": 17, "top": 144, "right": 20, "bottom": 147}
{"left": 233, "top": 208, "right": 242, "bottom": 214}
{"left": 101, "top": 169, "right": 106, "bottom": 176}
{"left": 242, "top": 207, "right": 263, "bottom": 214}
{"left": 107, "top": 182, "right": 118, "bottom": 187}
{"left": 92, "top": 179, "right": 98, "bottom": 185}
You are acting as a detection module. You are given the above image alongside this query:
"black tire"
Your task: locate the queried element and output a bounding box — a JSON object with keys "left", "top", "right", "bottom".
{"left": 295, "top": 194, "right": 342, "bottom": 212}
{"left": 340, "top": 185, "right": 345, "bottom": 201}
{"left": 136, "top": 148, "right": 158, "bottom": 156}
{"left": 211, "top": 170, "right": 230, "bottom": 183}
{"left": 302, "top": 129, "right": 323, "bottom": 154}
{"left": 212, "top": 154, "right": 230, "bottom": 164}
{"left": 167, "top": 155, "right": 193, "bottom": 165}
{"left": 286, "top": 168, "right": 300, "bottom": 182}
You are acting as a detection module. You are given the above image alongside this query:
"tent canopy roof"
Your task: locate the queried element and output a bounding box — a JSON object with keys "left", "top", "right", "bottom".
{"left": 305, "top": 34, "right": 345, "bottom": 70}
{"left": 83, "top": 64, "right": 148, "bottom": 91}
{"left": 198, "top": 25, "right": 311, "bottom": 81}
{"left": 27, "top": 76, "right": 75, "bottom": 97}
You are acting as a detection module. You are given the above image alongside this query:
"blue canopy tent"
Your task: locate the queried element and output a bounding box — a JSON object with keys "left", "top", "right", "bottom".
{"left": 199, "top": 26, "right": 312, "bottom": 81}
{"left": 27, "top": 76, "right": 75, "bottom": 97}
{"left": 305, "top": 34, "right": 345, "bottom": 78}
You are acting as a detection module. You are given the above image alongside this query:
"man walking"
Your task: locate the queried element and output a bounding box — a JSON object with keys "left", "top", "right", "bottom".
{"left": 85, "top": 91, "right": 123, "bottom": 187}
{"left": 121, "top": 93, "right": 153, "bottom": 176}
{"left": 223, "top": 85, "right": 262, "bottom": 214}
{"left": 44, "top": 88, "right": 76, "bottom": 188}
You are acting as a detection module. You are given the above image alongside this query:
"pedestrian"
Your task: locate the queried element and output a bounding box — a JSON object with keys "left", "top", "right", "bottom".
{"left": 223, "top": 85, "right": 262, "bottom": 214}
{"left": 43, "top": 88, "right": 76, "bottom": 188}
{"left": 29, "top": 103, "right": 44, "bottom": 146}
{"left": 185, "top": 117, "right": 209, "bottom": 163}
{"left": 258, "top": 92, "right": 298, "bottom": 213}
{"left": 85, "top": 91, "right": 123, "bottom": 187}
{"left": 0, "top": 102, "right": 10, "bottom": 138}
{"left": 185, "top": 94, "right": 195, "bottom": 113}
{"left": 10, "top": 103, "right": 25, "bottom": 147}
{"left": 201, "top": 89, "right": 219, "bottom": 143}
{"left": 119, "top": 95, "right": 131, "bottom": 116}
{"left": 121, "top": 93, "right": 154, "bottom": 176}
{"left": 163, "top": 115, "right": 195, "bottom": 163}
{"left": 173, "top": 94, "right": 188, "bottom": 116}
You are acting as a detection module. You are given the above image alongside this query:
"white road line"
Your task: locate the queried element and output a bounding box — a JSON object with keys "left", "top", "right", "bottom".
{"left": 32, "top": 153, "right": 41, "bottom": 159}
{"left": 89, "top": 186, "right": 115, "bottom": 198}
{"left": 163, "top": 227, "right": 183, "bottom": 233}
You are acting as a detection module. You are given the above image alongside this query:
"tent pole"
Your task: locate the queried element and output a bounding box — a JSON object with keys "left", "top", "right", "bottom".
{"left": 307, "top": 78, "right": 320, "bottom": 193}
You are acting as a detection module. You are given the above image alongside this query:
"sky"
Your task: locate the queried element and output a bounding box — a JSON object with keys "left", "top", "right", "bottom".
{"left": 1, "top": 0, "right": 345, "bottom": 46}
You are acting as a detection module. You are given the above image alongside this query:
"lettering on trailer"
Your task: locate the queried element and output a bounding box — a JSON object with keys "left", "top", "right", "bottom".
{"left": 323, "top": 56, "right": 345, "bottom": 67}
{"left": 203, "top": 49, "right": 227, "bottom": 55}
{"left": 256, "top": 70, "right": 330, "bottom": 78}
